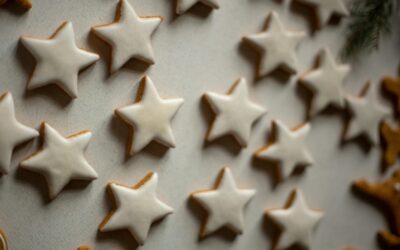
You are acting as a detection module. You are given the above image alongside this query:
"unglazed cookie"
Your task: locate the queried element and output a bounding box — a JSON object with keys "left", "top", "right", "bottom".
{"left": 243, "top": 12, "right": 305, "bottom": 78}
{"left": 20, "top": 123, "right": 98, "bottom": 199}
{"left": 300, "top": 48, "right": 350, "bottom": 116}
{"left": 21, "top": 22, "right": 99, "bottom": 98}
{"left": 99, "top": 172, "right": 173, "bottom": 245}
{"left": 0, "top": 92, "right": 38, "bottom": 174}
{"left": 0, "top": 0, "right": 32, "bottom": 9}
{"left": 176, "top": 0, "right": 219, "bottom": 15}
{"left": 344, "top": 82, "right": 389, "bottom": 145}
{"left": 353, "top": 170, "right": 400, "bottom": 248}
{"left": 77, "top": 246, "right": 91, "bottom": 250}
{"left": 115, "top": 76, "right": 184, "bottom": 155}
{"left": 204, "top": 78, "right": 266, "bottom": 147}
{"left": 266, "top": 189, "right": 324, "bottom": 250}
{"left": 381, "top": 121, "right": 400, "bottom": 168}
{"left": 255, "top": 120, "right": 313, "bottom": 179}
{"left": 191, "top": 167, "right": 255, "bottom": 238}
{"left": 382, "top": 76, "right": 400, "bottom": 114}
{"left": 92, "top": 0, "right": 162, "bottom": 73}
{"left": 295, "top": 0, "right": 348, "bottom": 26}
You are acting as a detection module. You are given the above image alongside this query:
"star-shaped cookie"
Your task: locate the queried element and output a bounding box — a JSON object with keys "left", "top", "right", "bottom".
{"left": 296, "top": 0, "right": 349, "bottom": 25}
{"left": 345, "top": 83, "right": 389, "bottom": 145}
{"left": 300, "top": 48, "right": 350, "bottom": 116}
{"left": 266, "top": 189, "right": 324, "bottom": 250}
{"left": 353, "top": 170, "right": 400, "bottom": 248}
{"left": 20, "top": 123, "right": 98, "bottom": 199}
{"left": 21, "top": 21, "right": 99, "bottom": 98}
{"left": 382, "top": 76, "right": 400, "bottom": 114}
{"left": 204, "top": 78, "right": 266, "bottom": 147}
{"left": 381, "top": 121, "right": 400, "bottom": 168}
{"left": 176, "top": 0, "right": 219, "bottom": 15}
{"left": 255, "top": 120, "right": 313, "bottom": 179}
{"left": 243, "top": 12, "right": 305, "bottom": 78}
{"left": 99, "top": 172, "right": 173, "bottom": 245}
{"left": 92, "top": 0, "right": 162, "bottom": 73}
{"left": 191, "top": 167, "right": 255, "bottom": 238}
{"left": 0, "top": 92, "right": 38, "bottom": 174}
{"left": 115, "top": 76, "right": 184, "bottom": 155}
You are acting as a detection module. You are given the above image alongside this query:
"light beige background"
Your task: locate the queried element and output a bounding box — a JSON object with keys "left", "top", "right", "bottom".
{"left": 0, "top": 0, "right": 399, "bottom": 249}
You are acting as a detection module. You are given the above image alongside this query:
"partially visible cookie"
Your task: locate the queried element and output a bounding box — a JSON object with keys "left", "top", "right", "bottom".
{"left": 353, "top": 170, "right": 400, "bottom": 248}
{"left": 382, "top": 76, "right": 400, "bottom": 114}
{"left": 77, "top": 246, "right": 91, "bottom": 250}
{"left": 0, "top": 230, "right": 7, "bottom": 250}
{"left": 176, "top": 0, "right": 219, "bottom": 15}
{"left": 381, "top": 121, "right": 400, "bottom": 168}
{"left": 0, "top": 0, "right": 32, "bottom": 9}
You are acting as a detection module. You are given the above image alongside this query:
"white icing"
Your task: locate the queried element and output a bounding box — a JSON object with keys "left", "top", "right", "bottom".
{"left": 115, "top": 76, "right": 184, "bottom": 155}
{"left": 205, "top": 78, "right": 266, "bottom": 147}
{"left": 243, "top": 12, "right": 305, "bottom": 76}
{"left": 267, "top": 189, "right": 324, "bottom": 250}
{"left": 92, "top": 0, "right": 162, "bottom": 73}
{"left": 20, "top": 123, "right": 98, "bottom": 199}
{"left": 346, "top": 85, "right": 389, "bottom": 144}
{"left": 191, "top": 167, "right": 256, "bottom": 236}
{"left": 176, "top": 0, "right": 219, "bottom": 15}
{"left": 21, "top": 22, "right": 99, "bottom": 98}
{"left": 300, "top": 0, "right": 349, "bottom": 25}
{"left": 100, "top": 173, "right": 173, "bottom": 245}
{"left": 301, "top": 48, "right": 350, "bottom": 116}
{"left": 0, "top": 92, "right": 38, "bottom": 174}
{"left": 256, "top": 120, "right": 313, "bottom": 178}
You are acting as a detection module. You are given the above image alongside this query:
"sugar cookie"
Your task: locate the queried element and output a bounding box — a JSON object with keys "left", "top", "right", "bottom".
{"left": 99, "top": 172, "right": 173, "bottom": 246}
{"left": 243, "top": 12, "right": 305, "bottom": 78}
{"left": 204, "top": 78, "right": 266, "bottom": 147}
{"left": 20, "top": 123, "right": 98, "bottom": 199}
{"left": 266, "top": 189, "right": 323, "bottom": 250}
{"left": 191, "top": 167, "right": 255, "bottom": 238}
{"left": 300, "top": 48, "right": 350, "bottom": 116}
{"left": 255, "top": 120, "right": 313, "bottom": 179}
{"left": 92, "top": 0, "right": 162, "bottom": 73}
{"left": 115, "top": 76, "right": 184, "bottom": 155}
{"left": 21, "top": 22, "right": 99, "bottom": 98}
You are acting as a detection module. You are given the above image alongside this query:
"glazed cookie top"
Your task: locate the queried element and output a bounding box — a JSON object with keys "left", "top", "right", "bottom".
{"left": 300, "top": 48, "right": 350, "bottom": 116}
{"left": 99, "top": 172, "right": 173, "bottom": 246}
{"left": 204, "top": 78, "right": 266, "bottom": 147}
{"left": 256, "top": 120, "right": 314, "bottom": 179}
{"left": 92, "top": 0, "right": 162, "bottom": 73}
{"left": 266, "top": 189, "right": 324, "bottom": 250}
{"left": 191, "top": 167, "right": 256, "bottom": 237}
{"left": 21, "top": 21, "right": 99, "bottom": 98}
{"left": 0, "top": 92, "right": 38, "bottom": 174}
{"left": 243, "top": 12, "right": 305, "bottom": 77}
{"left": 115, "top": 76, "right": 184, "bottom": 155}
{"left": 20, "top": 123, "right": 98, "bottom": 199}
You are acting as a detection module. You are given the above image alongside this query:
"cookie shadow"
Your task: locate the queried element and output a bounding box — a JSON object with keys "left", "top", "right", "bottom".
{"left": 169, "top": 0, "right": 213, "bottom": 23}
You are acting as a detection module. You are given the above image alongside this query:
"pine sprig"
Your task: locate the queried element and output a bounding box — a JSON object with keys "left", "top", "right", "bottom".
{"left": 341, "top": 0, "right": 395, "bottom": 60}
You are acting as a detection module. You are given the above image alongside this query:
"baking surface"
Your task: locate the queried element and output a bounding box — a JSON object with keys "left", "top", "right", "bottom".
{"left": 0, "top": 0, "right": 399, "bottom": 249}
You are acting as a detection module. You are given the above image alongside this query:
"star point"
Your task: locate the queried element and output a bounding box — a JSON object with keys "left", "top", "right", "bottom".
{"left": 99, "top": 172, "right": 173, "bottom": 245}
{"left": 92, "top": 0, "right": 162, "bottom": 73}
{"left": 243, "top": 12, "right": 305, "bottom": 78}
{"left": 0, "top": 92, "right": 38, "bottom": 174}
{"left": 115, "top": 76, "right": 184, "bottom": 155}
{"left": 191, "top": 167, "right": 256, "bottom": 237}
{"left": 21, "top": 21, "right": 99, "bottom": 98}
{"left": 205, "top": 78, "right": 266, "bottom": 147}
{"left": 20, "top": 123, "right": 98, "bottom": 199}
